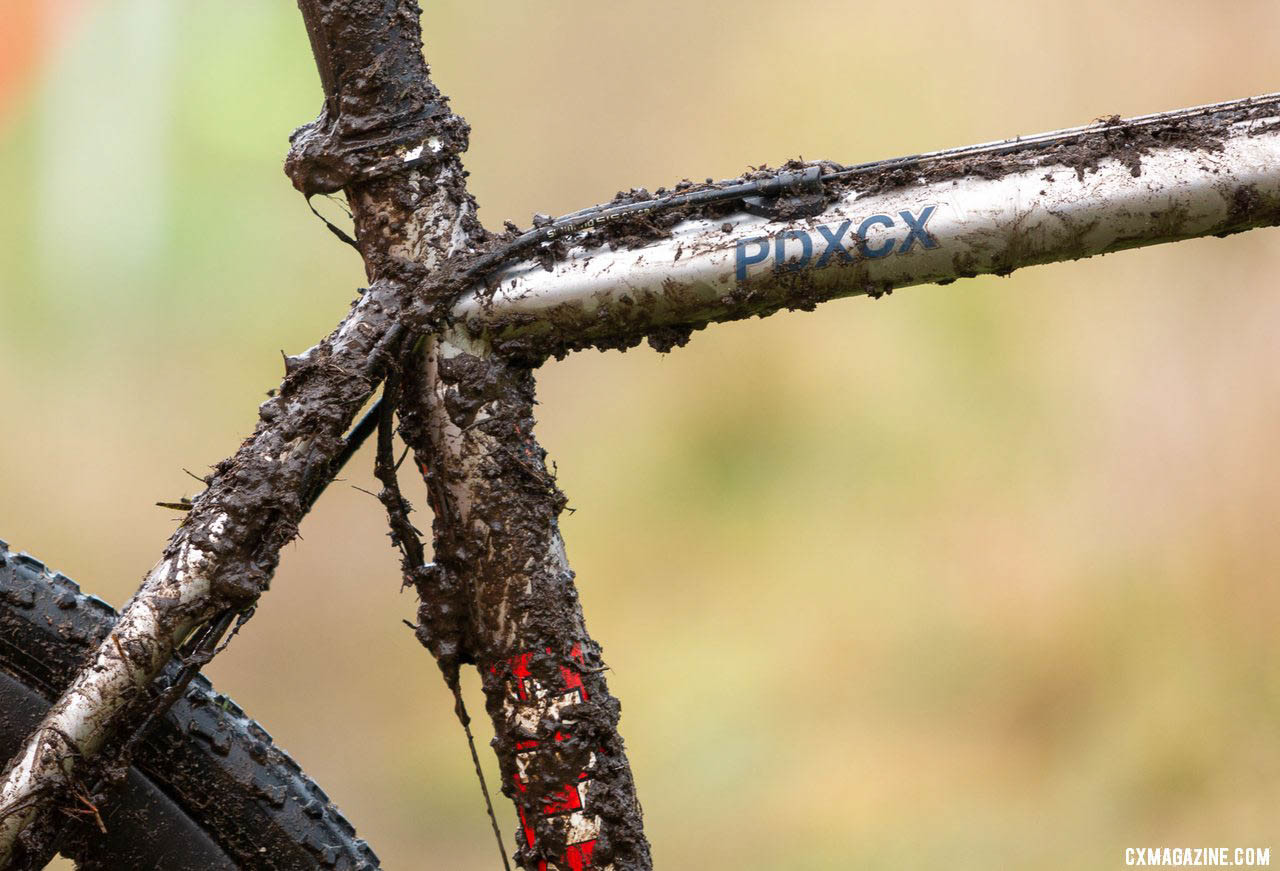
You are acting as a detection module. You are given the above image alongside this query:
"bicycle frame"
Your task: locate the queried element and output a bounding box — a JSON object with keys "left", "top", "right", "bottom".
{"left": 1, "top": 5, "right": 1278, "bottom": 865}
{"left": 454, "top": 95, "right": 1280, "bottom": 360}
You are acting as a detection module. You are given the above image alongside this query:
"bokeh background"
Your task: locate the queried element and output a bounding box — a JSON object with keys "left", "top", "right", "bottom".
{"left": 3, "top": 1, "right": 1279, "bottom": 868}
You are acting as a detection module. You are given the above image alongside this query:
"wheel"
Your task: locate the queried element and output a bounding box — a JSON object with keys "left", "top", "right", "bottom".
{"left": 0, "top": 539, "right": 380, "bottom": 870}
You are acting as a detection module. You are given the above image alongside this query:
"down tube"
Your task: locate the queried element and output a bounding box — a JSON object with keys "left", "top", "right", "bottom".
{"left": 455, "top": 124, "right": 1280, "bottom": 357}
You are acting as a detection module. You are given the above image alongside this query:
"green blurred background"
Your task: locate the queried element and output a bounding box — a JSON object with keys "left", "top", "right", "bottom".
{"left": 3, "top": 1, "right": 1279, "bottom": 868}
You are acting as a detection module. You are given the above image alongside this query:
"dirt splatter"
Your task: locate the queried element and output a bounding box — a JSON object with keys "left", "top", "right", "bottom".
{"left": 461, "top": 96, "right": 1280, "bottom": 363}
{"left": 398, "top": 343, "right": 652, "bottom": 870}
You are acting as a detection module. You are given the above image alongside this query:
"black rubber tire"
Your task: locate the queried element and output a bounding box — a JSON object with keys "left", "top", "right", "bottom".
{"left": 0, "top": 539, "right": 381, "bottom": 870}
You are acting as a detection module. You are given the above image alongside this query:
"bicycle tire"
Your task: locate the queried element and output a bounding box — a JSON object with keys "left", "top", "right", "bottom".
{"left": 0, "top": 539, "right": 380, "bottom": 870}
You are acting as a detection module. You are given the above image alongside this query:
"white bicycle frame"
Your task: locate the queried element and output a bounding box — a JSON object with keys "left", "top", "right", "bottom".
{"left": 2, "top": 91, "right": 1279, "bottom": 863}
{"left": 455, "top": 94, "right": 1280, "bottom": 357}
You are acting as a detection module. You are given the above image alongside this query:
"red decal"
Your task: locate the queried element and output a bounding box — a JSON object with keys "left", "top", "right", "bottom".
{"left": 518, "top": 804, "right": 537, "bottom": 848}
{"left": 543, "top": 783, "right": 583, "bottom": 815}
{"left": 511, "top": 652, "right": 533, "bottom": 701}
{"left": 502, "top": 644, "right": 606, "bottom": 870}
{"left": 567, "top": 840, "right": 597, "bottom": 871}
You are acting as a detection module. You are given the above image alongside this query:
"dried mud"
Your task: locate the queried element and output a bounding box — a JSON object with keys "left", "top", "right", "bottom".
{"left": 398, "top": 348, "right": 652, "bottom": 870}
{"left": 286, "top": 4, "right": 654, "bottom": 868}
{"left": 467, "top": 95, "right": 1280, "bottom": 362}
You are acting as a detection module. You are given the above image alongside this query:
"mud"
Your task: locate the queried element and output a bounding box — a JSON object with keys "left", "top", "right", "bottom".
{"left": 0, "top": 543, "right": 378, "bottom": 869}
{"left": 3, "top": 0, "right": 501, "bottom": 862}
{"left": 285, "top": 0, "right": 469, "bottom": 196}
{"left": 848, "top": 105, "right": 1232, "bottom": 194}
{"left": 285, "top": 52, "right": 1280, "bottom": 871}
{"left": 398, "top": 346, "right": 652, "bottom": 870}
{"left": 18, "top": 2, "right": 1273, "bottom": 866}
{"left": 492, "top": 95, "right": 1266, "bottom": 270}
{"left": 458, "top": 96, "right": 1280, "bottom": 363}
{"left": 185, "top": 0, "right": 485, "bottom": 616}
{"left": 282, "top": 4, "right": 654, "bottom": 868}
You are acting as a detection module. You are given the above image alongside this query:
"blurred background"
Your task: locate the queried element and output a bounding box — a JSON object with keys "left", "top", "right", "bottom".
{"left": 2, "top": 1, "right": 1279, "bottom": 868}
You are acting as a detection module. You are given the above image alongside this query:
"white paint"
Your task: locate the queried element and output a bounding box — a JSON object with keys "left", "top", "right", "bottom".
{"left": 0, "top": 529, "right": 217, "bottom": 860}
{"left": 453, "top": 119, "right": 1280, "bottom": 351}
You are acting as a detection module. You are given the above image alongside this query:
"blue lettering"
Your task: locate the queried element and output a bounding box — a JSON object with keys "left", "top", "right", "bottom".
{"left": 816, "top": 220, "right": 853, "bottom": 267}
{"left": 735, "top": 237, "right": 770, "bottom": 281}
{"left": 856, "top": 214, "right": 896, "bottom": 258}
{"left": 733, "top": 204, "right": 940, "bottom": 283}
{"left": 775, "top": 230, "right": 813, "bottom": 272}
{"left": 898, "top": 206, "right": 938, "bottom": 253}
